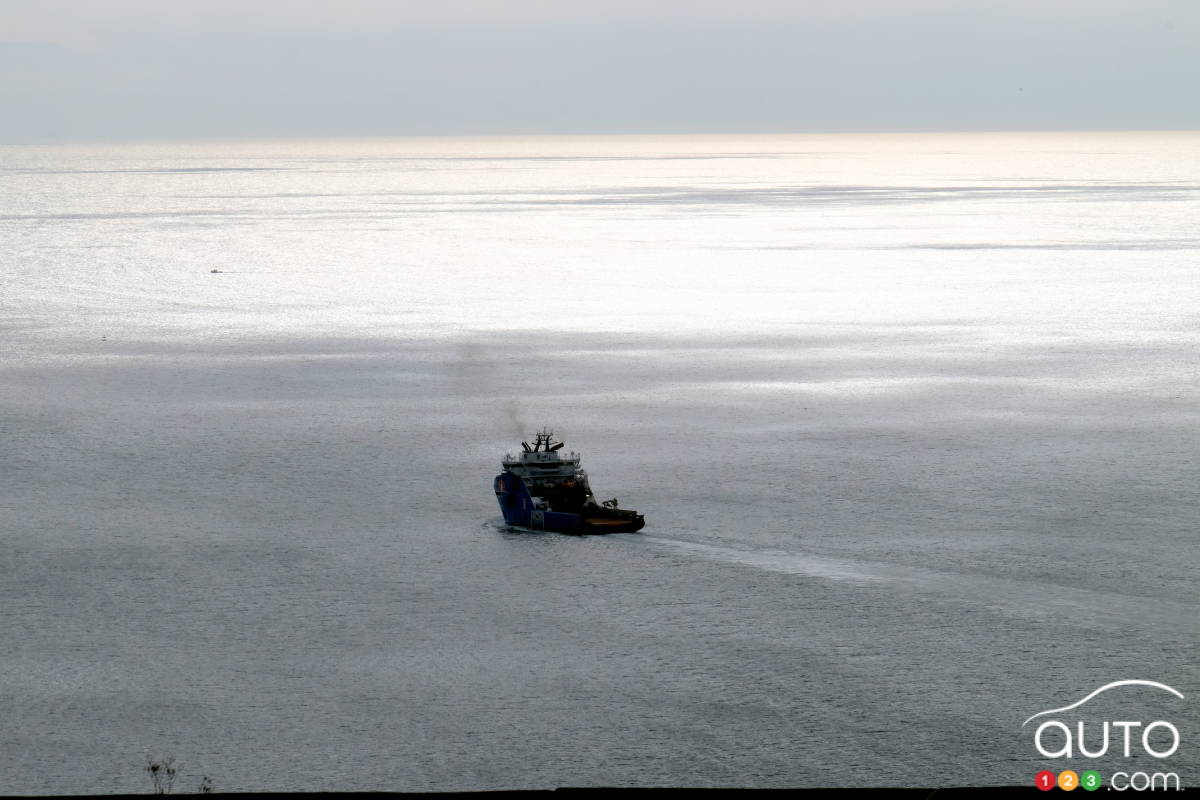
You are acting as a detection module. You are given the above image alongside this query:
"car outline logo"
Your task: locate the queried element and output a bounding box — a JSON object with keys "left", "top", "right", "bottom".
{"left": 1022, "top": 680, "right": 1185, "bottom": 728}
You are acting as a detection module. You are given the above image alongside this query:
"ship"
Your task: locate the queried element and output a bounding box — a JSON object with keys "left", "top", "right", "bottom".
{"left": 494, "top": 429, "right": 645, "bottom": 534}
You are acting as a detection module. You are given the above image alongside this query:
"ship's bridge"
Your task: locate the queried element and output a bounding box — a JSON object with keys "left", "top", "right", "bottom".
{"left": 501, "top": 430, "right": 583, "bottom": 478}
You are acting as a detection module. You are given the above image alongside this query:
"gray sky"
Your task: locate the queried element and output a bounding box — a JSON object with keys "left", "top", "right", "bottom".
{"left": 1, "top": 0, "right": 1197, "bottom": 141}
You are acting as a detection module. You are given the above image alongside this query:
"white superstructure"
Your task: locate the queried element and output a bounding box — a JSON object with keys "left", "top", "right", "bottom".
{"left": 501, "top": 429, "right": 592, "bottom": 492}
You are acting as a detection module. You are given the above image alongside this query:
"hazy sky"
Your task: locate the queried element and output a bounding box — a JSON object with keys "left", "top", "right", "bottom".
{"left": 1, "top": 0, "right": 1197, "bottom": 141}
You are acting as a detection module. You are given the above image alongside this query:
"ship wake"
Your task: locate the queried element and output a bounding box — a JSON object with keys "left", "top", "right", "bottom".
{"left": 637, "top": 534, "right": 1200, "bottom": 636}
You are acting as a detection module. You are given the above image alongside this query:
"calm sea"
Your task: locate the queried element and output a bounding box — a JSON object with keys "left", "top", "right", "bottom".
{"left": 2, "top": 133, "right": 1198, "bottom": 792}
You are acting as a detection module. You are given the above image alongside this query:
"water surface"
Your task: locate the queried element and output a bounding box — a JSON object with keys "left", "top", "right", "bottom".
{"left": 2, "top": 133, "right": 1197, "bottom": 792}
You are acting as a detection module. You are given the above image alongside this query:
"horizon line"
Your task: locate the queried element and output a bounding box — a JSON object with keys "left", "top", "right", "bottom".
{"left": 4, "top": 127, "right": 1200, "bottom": 147}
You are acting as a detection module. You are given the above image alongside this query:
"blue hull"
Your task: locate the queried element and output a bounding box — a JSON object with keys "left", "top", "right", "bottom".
{"left": 493, "top": 472, "right": 644, "bottom": 535}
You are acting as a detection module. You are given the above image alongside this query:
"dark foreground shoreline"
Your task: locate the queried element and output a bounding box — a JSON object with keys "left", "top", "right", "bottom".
{"left": 1, "top": 787, "right": 1056, "bottom": 799}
